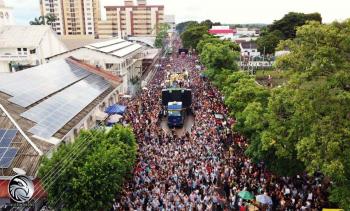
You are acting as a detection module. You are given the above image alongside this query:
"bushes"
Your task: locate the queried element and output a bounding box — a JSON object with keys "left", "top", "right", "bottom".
{"left": 39, "top": 125, "right": 137, "bottom": 210}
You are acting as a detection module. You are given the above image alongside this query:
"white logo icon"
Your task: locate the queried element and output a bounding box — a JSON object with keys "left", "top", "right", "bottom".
{"left": 8, "top": 175, "right": 34, "bottom": 203}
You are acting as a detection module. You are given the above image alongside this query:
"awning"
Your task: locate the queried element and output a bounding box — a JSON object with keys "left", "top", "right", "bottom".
{"left": 95, "top": 109, "right": 108, "bottom": 121}
{"left": 105, "top": 104, "right": 126, "bottom": 115}
{"left": 107, "top": 114, "right": 123, "bottom": 124}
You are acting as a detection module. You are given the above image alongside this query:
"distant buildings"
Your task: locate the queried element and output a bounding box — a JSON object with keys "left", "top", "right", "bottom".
{"left": 40, "top": 0, "right": 100, "bottom": 37}
{"left": 0, "top": 0, "right": 14, "bottom": 26}
{"left": 0, "top": 25, "right": 67, "bottom": 73}
{"left": 209, "top": 25, "right": 236, "bottom": 40}
{"left": 239, "top": 40, "right": 260, "bottom": 57}
{"left": 165, "top": 15, "right": 176, "bottom": 32}
{"left": 98, "top": 0, "right": 164, "bottom": 38}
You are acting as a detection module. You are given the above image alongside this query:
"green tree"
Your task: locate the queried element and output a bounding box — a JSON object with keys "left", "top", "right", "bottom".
{"left": 154, "top": 23, "right": 170, "bottom": 48}
{"left": 269, "top": 12, "right": 322, "bottom": 39}
{"left": 197, "top": 34, "right": 240, "bottom": 54}
{"left": 181, "top": 25, "right": 209, "bottom": 49}
{"left": 29, "top": 16, "right": 45, "bottom": 25}
{"left": 256, "top": 30, "right": 284, "bottom": 54}
{"left": 200, "top": 42, "right": 239, "bottom": 70}
{"left": 45, "top": 13, "right": 58, "bottom": 25}
{"left": 39, "top": 126, "right": 137, "bottom": 210}
{"left": 176, "top": 21, "right": 198, "bottom": 34}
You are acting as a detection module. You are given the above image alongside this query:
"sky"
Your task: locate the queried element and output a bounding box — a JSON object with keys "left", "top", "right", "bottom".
{"left": 5, "top": 0, "right": 350, "bottom": 25}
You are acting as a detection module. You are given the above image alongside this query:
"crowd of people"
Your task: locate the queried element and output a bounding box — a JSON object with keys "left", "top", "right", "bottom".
{"left": 113, "top": 39, "right": 331, "bottom": 211}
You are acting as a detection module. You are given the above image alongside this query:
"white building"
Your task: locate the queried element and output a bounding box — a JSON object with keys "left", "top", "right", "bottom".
{"left": 240, "top": 41, "right": 260, "bottom": 57}
{"left": 0, "top": 25, "right": 67, "bottom": 73}
{"left": 236, "top": 27, "right": 259, "bottom": 37}
{"left": 209, "top": 25, "right": 235, "bottom": 40}
{"left": 0, "top": 0, "right": 14, "bottom": 26}
{"left": 48, "top": 38, "right": 145, "bottom": 95}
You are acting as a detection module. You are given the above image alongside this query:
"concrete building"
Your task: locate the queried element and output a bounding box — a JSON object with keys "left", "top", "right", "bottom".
{"left": 0, "top": 57, "right": 122, "bottom": 205}
{"left": 40, "top": 0, "right": 100, "bottom": 37}
{"left": 0, "top": 25, "right": 67, "bottom": 73}
{"left": 164, "top": 15, "right": 175, "bottom": 32}
{"left": 47, "top": 38, "right": 146, "bottom": 95}
{"left": 0, "top": 0, "right": 14, "bottom": 26}
{"left": 209, "top": 25, "right": 236, "bottom": 40}
{"left": 239, "top": 41, "right": 260, "bottom": 57}
{"left": 98, "top": 0, "right": 164, "bottom": 38}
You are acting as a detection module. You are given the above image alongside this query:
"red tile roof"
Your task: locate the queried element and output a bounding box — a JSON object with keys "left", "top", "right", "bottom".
{"left": 209, "top": 29, "right": 236, "bottom": 34}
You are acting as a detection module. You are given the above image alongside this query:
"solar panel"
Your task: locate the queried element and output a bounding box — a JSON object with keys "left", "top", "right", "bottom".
{"left": 0, "top": 148, "right": 6, "bottom": 158}
{"left": 98, "top": 41, "right": 133, "bottom": 53}
{"left": 23, "top": 75, "right": 111, "bottom": 139}
{"left": 0, "top": 129, "right": 17, "bottom": 147}
{"left": 89, "top": 38, "right": 125, "bottom": 48}
{"left": 0, "top": 147, "right": 18, "bottom": 168}
{"left": 0, "top": 60, "right": 91, "bottom": 107}
{"left": 112, "top": 44, "right": 142, "bottom": 57}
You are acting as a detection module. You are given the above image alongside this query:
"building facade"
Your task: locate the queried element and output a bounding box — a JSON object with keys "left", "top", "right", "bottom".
{"left": 0, "top": 25, "right": 67, "bottom": 73}
{"left": 164, "top": 15, "right": 175, "bottom": 32}
{"left": 48, "top": 38, "right": 146, "bottom": 95}
{"left": 40, "top": 0, "right": 100, "bottom": 36}
{"left": 0, "top": 0, "right": 14, "bottom": 26}
{"left": 98, "top": 0, "right": 164, "bottom": 38}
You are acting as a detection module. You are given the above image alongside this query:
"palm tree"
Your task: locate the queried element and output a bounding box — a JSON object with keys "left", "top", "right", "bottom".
{"left": 45, "top": 14, "right": 57, "bottom": 25}
{"left": 29, "top": 16, "right": 45, "bottom": 25}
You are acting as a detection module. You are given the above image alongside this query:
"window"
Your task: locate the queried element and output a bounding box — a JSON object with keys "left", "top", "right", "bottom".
{"left": 105, "top": 63, "right": 113, "bottom": 69}
{"left": 30, "top": 49, "right": 36, "bottom": 54}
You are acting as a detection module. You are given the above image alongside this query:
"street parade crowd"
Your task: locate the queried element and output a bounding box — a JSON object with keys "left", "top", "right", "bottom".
{"left": 113, "top": 41, "right": 331, "bottom": 210}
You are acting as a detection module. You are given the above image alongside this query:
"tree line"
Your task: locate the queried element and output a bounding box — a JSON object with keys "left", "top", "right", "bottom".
{"left": 179, "top": 17, "right": 350, "bottom": 209}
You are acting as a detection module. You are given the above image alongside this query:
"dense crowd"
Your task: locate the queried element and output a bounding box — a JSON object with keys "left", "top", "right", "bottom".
{"left": 113, "top": 40, "right": 331, "bottom": 210}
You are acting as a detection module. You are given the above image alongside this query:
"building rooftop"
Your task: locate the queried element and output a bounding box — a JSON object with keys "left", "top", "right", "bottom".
{"left": 86, "top": 38, "right": 143, "bottom": 58}
{"left": 0, "top": 25, "right": 54, "bottom": 48}
{"left": 240, "top": 41, "right": 258, "bottom": 49}
{"left": 0, "top": 57, "right": 122, "bottom": 178}
{"left": 128, "top": 36, "right": 156, "bottom": 48}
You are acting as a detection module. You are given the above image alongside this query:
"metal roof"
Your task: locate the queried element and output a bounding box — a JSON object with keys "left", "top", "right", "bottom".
{"left": 87, "top": 38, "right": 143, "bottom": 58}
{"left": 0, "top": 25, "right": 52, "bottom": 48}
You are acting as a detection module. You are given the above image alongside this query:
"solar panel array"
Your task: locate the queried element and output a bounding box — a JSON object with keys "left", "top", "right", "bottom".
{"left": 22, "top": 75, "right": 111, "bottom": 139}
{"left": 89, "top": 38, "right": 125, "bottom": 48}
{"left": 112, "top": 44, "right": 142, "bottom": 57}
{"left": 98, "top": 42, "right": 133, "bottom": 53}
{"left": 0, "top": 129, "right": 18, "bottom": 168}
{"left": 0, "top": 60, "right": 91, "bottom": 107}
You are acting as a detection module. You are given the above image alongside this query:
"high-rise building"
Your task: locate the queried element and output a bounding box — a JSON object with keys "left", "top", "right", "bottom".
{"left": 40, "top": 0, "right": 100, "bottom": 37}
{"left": 164, "top": 15, "right": 175, "bottom": 32}
{"left": 98, "top": 0, "right": 164, "bottom": 38}
{"left": 0, "top": 0, "right": 14, "bottom": 26}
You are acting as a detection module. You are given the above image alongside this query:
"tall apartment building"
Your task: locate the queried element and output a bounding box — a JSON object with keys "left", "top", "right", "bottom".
{"left": 98, "top": 0, "right": 164, "bottom": 38}
{"left": 40, "top": 0, "right": 100, "bottom": 37}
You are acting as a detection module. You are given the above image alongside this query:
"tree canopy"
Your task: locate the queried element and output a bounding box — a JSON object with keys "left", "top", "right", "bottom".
{"left": 256, "top": 12, "right": 322, "bottom": 54}
{"left": 180, "top": 24, "right": 209, "bottom": 49}
{"left": 203, "top": 19, "right": 350, "bottom": 209}
{"left": 29, "top": 14, "right": 58, "bottom": 26}
{"left": 154, "top": 23, "right": 170, "bottom": 48}
{"left": 38, "top": 125, "right": 138, "bottom": 210}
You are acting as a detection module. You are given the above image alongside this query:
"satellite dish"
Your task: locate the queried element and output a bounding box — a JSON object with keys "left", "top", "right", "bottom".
{"left": 13, "top": 168, "right": 26, "bottom": 175}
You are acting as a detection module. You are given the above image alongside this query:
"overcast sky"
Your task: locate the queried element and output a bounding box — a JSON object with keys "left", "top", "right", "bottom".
{"left": 6, "top": 0, "right": 350, "bottom": 25}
